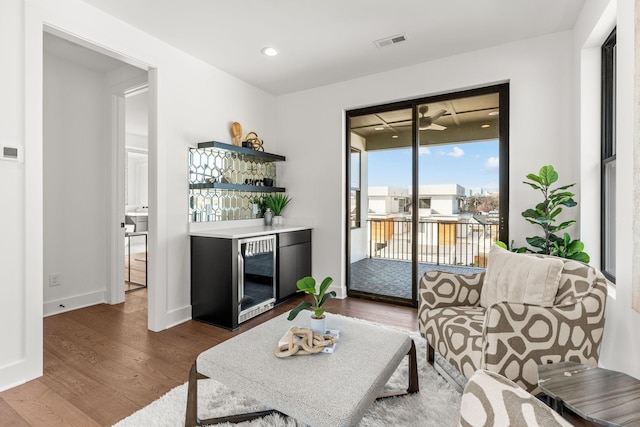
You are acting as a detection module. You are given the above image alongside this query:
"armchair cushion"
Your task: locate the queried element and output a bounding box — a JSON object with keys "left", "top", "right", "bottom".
{"left": 481, "top": 245, "right": 564, "bottom": 308}
{"left": 459, "top": 369, "right": 572, "bottom": 427}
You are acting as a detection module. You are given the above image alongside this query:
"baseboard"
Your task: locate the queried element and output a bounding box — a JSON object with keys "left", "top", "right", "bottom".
{"left": 164, "top": 304, "right": 192, "bottom": 329}
{"left": 43, "top": 290, "right": 107, "bottom": 317}
{"left": 332, "top": 284, "right": 347, "bottom": 299}
{"left": 0, "top": 359, "right": 31, "bottom": 392}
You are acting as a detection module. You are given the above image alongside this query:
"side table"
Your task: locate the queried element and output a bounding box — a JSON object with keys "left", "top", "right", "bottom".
{"left": 537, "top": 361, "right": 640, "bottom": 426}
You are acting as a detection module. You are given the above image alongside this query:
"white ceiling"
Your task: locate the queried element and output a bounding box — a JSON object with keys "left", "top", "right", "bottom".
{"left": 77, "top": 0, "right": 586, "bottom": 96}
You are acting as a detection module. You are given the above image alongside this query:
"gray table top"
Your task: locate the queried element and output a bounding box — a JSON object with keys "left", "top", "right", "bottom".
{"left": 538, "top": 361, "right": 640, "bottom": 427}
{"left": 197, "top": 312, "right": 413, "bottom": 427}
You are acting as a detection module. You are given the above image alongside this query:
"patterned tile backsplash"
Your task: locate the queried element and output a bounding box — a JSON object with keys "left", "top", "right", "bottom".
{"left": 189, "top": 147, "right": 278, "bottom": 222}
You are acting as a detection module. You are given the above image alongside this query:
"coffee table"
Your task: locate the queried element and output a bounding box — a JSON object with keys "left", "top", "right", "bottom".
{"left": 185, "top": 312, "right": 418, "bottom": 427}
{"left": 538, "top": 361, "right": 640, "bottom": 426}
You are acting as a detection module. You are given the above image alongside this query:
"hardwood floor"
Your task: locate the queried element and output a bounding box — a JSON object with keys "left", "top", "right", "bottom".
{"left": 0, "top": 291, "right": 592, "bottom": 426}
{"left": 0, "top": 291, "right": 418, "bottom": 426}
{"left": 124, "top": 252, "right": 146, "bottom": 292}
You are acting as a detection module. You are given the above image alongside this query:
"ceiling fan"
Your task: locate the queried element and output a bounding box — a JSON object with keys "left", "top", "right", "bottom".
{"left": 418, "top": 105, "right": 447, "bottom": 130}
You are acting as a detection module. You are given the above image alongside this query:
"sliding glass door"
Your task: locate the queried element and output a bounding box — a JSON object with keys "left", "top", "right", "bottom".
{"left": 346, "top": 85, "right": 509, "bottom": 307}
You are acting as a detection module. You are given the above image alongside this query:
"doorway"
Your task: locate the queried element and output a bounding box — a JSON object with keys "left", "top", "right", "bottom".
{"left": 42, "top": 30, "right": 153, "bottom": 320}
{"left": 346, "top": 84, "right": 509, "bottom": 307}
{"left": 124, "top": 86, "right": 149, "bottom": 293}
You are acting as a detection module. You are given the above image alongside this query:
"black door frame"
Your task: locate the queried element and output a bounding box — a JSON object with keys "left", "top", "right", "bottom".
{"left": 345, "top": 83, "right": 510, "bottom": 308}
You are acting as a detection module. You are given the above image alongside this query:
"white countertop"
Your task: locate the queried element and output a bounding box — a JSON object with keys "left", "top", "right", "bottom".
{"left": 189, "top": 224, "right": 312, "bottom": 239}
{"left": 125, "top": 212, "right": 148, "bottom": 217}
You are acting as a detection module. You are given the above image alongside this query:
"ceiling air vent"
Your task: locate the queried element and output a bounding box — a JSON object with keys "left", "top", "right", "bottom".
{"left": 374, "top": 34, "right": 407, "bottom": 48}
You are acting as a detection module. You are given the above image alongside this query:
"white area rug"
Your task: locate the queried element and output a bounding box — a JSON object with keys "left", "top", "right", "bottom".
{"left": 114, "top": 321, "right": 462, "bottom": 427}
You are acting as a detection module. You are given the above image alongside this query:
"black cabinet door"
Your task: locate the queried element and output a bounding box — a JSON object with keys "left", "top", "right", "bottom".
{"left": 296, "top": 241, "right": 312, "bottom": 282}
{"left": 278, "top": 244, "right": 298, "bottom": 300}
{"left": 277, "top": 231, "right": 312, "bottom": 303}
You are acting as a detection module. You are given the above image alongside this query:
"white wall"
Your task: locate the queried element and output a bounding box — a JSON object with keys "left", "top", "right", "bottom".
{"left": 126, "top": 154, "right": 148, "bottom": 207}
{"left": 0, "top": 0, "right": 34, "bottom": 390}
{"left": 42, "top": 52, "right": 110, "bottom": 314}
{"left": 275, "top": 31, "right": 576, "bottom": 298}
{"left": 574, "top": 0, "right": 640, "bottom": 379}
{"left": 0, "top": 0, "right": 277, "bottom": 391}
{"left": 430, "top": 195, "right": 458, "bottom": 216}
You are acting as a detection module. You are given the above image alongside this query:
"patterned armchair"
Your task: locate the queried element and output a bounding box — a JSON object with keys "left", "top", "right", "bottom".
{"left": 459, "top": 370, "right": 572, "bottom": 426}
{"left": 418, "top": 251, "right": 608, "bottom": 394}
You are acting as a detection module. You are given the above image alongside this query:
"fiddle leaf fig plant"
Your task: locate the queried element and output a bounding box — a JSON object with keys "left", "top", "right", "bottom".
{"left": 520, "top": 165, "right": 590, "bottom": 263}
{"left": 287, "top": 276, "right": 336, "bottom": 321}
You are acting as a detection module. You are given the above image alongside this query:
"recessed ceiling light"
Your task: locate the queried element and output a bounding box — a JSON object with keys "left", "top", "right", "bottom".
{"left": 481, "top": 124, "right": 491, "bottom": 128}
{"left": 392, "top": 135, "right": 399, "bottom": 139}
{"left": 488, "top": 111, "right": 499, "bottom": 116}
{"left": 374, "top": 127, "right": 384, "bottom": 131}
{"left": 261, "top": 47, "right": 278, "bottom": 56}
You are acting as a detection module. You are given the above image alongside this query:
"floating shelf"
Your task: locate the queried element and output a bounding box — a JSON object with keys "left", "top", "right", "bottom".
{"left": 196, "top": 141, "right": 286, "bottom": 162}
{"left": 189, "top": 182, "right": 286, "bottom": 192}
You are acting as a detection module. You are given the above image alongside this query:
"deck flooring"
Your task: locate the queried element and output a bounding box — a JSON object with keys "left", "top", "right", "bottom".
{"left": 350, "top": 258, "right": 483, "bottom": 299}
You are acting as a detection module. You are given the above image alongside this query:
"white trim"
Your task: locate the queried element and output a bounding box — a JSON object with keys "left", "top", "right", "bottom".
{"left": 109, "top": 93, "right": 126, "bottom": 305}
{"left": 0, "top": 360, "right": 28, "bottom": 393}
{"left": 146, "top": 67, "right": 163, "bottom": 331}
{"left": 40, "top": 24, "right": 159, "bottom": 329}
{"left": 24, "top": 0, "right": 44, "bottom": 384}
{"left": 43, "top": 290, "right": 107, "bottom": 317}
{"left": 164, "top": 305, "right": 193, "bottom": 329}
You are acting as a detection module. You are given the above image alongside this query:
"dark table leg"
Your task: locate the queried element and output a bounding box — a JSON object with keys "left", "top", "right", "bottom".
{"left": 184, "top": 361, "right": 283, "bottom": 427}
{"left": 377, "top": 339, "right": 420, "bottom": 399}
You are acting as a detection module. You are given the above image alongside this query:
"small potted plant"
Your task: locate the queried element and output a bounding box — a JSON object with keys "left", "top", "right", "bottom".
{"left": 287, "top": 276, "right": 336, "bottom": 334}
{"left": 264, "top": 193, "right": 291, "bottom": 226}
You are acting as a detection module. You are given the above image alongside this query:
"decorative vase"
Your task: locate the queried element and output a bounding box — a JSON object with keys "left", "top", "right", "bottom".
{"left": 309, "top": 314, "right": 326, "bottom": 335}
{"left": 273, "top": 215, "right": 283, "bottom": 226}
{"left": 264, "top": 208, "right": 273, "bottom": 226}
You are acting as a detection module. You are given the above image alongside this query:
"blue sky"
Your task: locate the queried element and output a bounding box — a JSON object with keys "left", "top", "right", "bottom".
{"left": 367, "top": 140, "right": 499, "bottom": 193}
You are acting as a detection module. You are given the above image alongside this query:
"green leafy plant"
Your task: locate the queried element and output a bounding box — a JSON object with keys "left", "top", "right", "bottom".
{"left": 287, "top": 276, "right": 336, "bottom": 320}
{"left": 264, "top": 193, "right": 291, "bottom": 216}
{"left": 520, "top": 165, "right": 590, "bottom": 263}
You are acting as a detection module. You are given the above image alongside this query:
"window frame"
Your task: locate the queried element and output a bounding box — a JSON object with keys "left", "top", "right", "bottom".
{"left": 601, "top": 27, "right": 616, "bottom": 282}
{"left": 350, "top": 147, "right": 362, "bottom": 229}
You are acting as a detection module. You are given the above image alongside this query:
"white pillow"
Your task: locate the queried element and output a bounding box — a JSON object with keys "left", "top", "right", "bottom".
{"left": 480, "top": 244, "right": 564, "bottom": 308}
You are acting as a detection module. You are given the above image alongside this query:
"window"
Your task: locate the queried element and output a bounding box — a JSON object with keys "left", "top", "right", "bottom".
{"left": 601, "top": 28, "right": 616, "bottom": 282}
{"left": 350, "top": 148, "right": 361, "bottom": 228}
{"left": 418, "top": 198, "right": 431, "bottom": 209}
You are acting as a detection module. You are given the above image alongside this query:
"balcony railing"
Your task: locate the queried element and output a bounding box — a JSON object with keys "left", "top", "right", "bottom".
{"left": 367, "top": 218, "right": 499, "bottom": 267}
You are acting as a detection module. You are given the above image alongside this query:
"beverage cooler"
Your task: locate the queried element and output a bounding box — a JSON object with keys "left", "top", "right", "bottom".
{"left": 191, "top": 234, "right": 277, "bottom": 330}
{"left": 237, "top": 235, "right": 276, "bottom": 324}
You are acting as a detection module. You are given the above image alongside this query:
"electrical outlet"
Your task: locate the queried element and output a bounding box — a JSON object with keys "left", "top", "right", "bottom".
{"left": 49, "top": 273, "right": 61, "bottom": 287}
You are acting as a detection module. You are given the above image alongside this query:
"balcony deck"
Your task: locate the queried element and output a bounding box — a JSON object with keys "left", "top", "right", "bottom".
{"left": 350, "top": 218, "right": 494, "bottom": 299}
{"left": 350, "top": 258, "right": 483, "bottom": 299}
